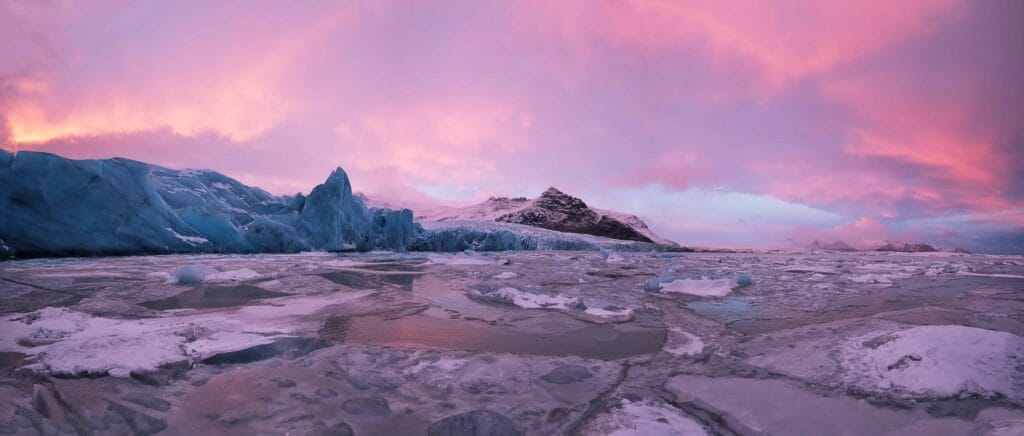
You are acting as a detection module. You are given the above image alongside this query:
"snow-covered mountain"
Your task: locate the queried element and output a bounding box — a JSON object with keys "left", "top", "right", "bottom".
{"left": 417, "top": 187, "right": 679, "bottom": 246}
{"left": 0, "top": 150, "right": 419, "bottom": 257}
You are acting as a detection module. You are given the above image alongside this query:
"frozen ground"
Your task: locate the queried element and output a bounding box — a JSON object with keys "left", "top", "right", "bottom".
{"left": 0, "top": 250, "right": 1022, "bottom": 434}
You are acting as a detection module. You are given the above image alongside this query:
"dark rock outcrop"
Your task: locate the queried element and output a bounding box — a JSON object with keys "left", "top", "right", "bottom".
{"left": 809, "top": 239, "right": 857, "bottom": 251}
{"left": 874, "top": 241, "right": 938, "bottom": 253}
{"left": 496, "top": 188, "right": 653, "bottom": 243}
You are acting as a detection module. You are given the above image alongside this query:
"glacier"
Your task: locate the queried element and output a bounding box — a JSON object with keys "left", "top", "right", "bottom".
{"left": 0, "top": 150, "right": 420, "bottom": 256}
{"left": 0, "top": 150, "right": 686, "bottom": 257}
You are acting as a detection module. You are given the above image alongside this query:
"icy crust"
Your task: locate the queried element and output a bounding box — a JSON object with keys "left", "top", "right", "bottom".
{"left": 580, "top": 399, "right": 707, "bottom": 435}
{"left": 665, "top": 375, "right": 978, "bottom": 436}
{"left": 663, "top": 328, "right": 705, "bottom": 356}
{"left": 778, "top": 258, "right": 981, "bottom": 286}
{"left": 413, "top": 220, "right": 684, "bottom": 252}
{"left": 469, "top": 286, "right": 633, "bottom": 319}
{"left": 840, "top": 325, "right": 1024, "bottom": 401}
{"left": 0, "top": 151, "right": 420, "bottom": 256}
{"left": 0, "top": 292, "right": 370, "bottom": 377}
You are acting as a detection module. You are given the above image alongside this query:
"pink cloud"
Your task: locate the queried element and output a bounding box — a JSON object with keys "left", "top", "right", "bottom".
{"left": 1, "top": 1, "right": 1021, "bottom": 251}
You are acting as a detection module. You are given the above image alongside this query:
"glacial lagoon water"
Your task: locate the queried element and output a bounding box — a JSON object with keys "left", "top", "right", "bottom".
{"left": 1, "top": 250, "right": 1022, "bottom": 434}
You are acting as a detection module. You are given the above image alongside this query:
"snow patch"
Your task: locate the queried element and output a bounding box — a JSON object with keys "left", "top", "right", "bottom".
{"left": 582, "top": 399, "right": 707, "bottom": 436}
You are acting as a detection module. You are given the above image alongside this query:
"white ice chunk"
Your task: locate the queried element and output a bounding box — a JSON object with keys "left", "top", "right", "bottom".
{"left": 663, "top": 328, "right": 705, "bottom": 356}
{"left": 660, "top": 277, "right": 745, "bottom": 297}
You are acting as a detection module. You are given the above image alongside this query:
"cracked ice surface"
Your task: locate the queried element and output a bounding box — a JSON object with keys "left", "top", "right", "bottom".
{"left": 0, "top": 249, "right": 1022, "bottom": 434}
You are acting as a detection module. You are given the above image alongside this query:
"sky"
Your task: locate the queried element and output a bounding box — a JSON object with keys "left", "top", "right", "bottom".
{"left": 1, "top": 1, "right": 1022, "bottom": 253}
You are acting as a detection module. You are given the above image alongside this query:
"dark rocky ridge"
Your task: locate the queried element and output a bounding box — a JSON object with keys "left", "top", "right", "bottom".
{"left": 807, "top": 238, "right": 963, "bottom": 253}
{"left": 809, "top": 239, "right": 857, "bottom": 251}
{"left": 496, "top": 188, "right": 654, "bottom": 243}
{"left": 874, "top": 241, "right": 938, "bottom": 253}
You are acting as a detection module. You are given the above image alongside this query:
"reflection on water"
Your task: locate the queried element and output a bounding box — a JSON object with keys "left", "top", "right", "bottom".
{"left": 688, "top": 276, "right": 1005, "bottom": 335}
{"left": 326, "top": 314, "right": 665, "bottom": 360}
{"left": 319, "top": 269, "right": 420, "bottom": 291}
{"left": 411, "top": 275, "right": 511, "bottom": 320}
{"left": 140, "top": 285, "right": 289, "bottom": 310}
{"left": 686, "top": 298, "right": 757, "bottom": 321}
{"left": 0, "top": 352, "right": 25, "bottom": 376}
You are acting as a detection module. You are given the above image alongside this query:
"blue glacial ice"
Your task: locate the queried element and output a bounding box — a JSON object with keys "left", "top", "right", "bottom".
{"left": 0, "top": 150, "right": 420, "bottom": 256}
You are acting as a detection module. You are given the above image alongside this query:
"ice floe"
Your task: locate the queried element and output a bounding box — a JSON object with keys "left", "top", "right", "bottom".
{"left": 665, "top": 375, "right": 977, "bottom": 435}
{"left": 646, "top": 275, "right": 753, "bottom": 297}
{"left": 840, "top": 325, "right": 1024, "bottom": 401}
{"left": 0, "top": 292, "right": 370, "bottom": 377}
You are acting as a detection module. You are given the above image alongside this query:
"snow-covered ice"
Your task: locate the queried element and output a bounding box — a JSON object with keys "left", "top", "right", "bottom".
{"left": 648, "top": 275, "right": 752, "bottom": 297}
{"left": 840, "top": 325, "right": 1024, "bottom": 400}
{"left": 580, "top": 399, "right": 707, "bottom": 435}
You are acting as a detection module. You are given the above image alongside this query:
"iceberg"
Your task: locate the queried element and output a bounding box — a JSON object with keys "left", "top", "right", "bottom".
{"left": 0, "top": 150, "right": 420, "bottom": 256}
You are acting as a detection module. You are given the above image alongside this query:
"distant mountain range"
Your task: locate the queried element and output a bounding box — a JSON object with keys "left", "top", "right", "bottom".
{"left": 807, "top": 239, "right": 970, "bottom": 254}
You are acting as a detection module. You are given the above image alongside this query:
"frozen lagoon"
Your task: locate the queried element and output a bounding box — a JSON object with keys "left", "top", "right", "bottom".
{"left": 0, "top": 250, "right": 1022, "bottom": 435}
